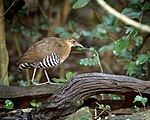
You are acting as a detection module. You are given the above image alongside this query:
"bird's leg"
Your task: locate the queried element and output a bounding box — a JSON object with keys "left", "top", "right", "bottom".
{"left": 44, "top": 69, "right": 51, "bottom": 83}
{"left": 44, "top": 69, "right": 57, "bottom": 84}
{"left": 31, "top": 68, "right": 39, "bottom": 85}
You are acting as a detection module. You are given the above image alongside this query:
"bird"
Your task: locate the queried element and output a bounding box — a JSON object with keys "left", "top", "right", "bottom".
{"left": 17, "top": 37, "right": 84, "bottom": 85}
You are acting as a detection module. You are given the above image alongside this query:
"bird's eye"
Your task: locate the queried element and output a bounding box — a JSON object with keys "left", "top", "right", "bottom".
{"left": 73, "top": 40, "right": 76, "bottom": 44}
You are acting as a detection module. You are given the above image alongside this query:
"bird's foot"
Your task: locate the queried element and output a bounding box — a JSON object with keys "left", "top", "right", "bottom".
{"left": 32, "top": 81, "right": 57, "bottom": 86}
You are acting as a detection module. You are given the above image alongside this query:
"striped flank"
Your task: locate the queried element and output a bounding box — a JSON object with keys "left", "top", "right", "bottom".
{"left": 17, "top": 52, "right": 60, "bottom": 72}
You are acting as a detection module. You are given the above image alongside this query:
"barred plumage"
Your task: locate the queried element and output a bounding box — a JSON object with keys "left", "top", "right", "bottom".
{"left": 17, "top": 37, "right": 84, "bottom": 85}
{"left": 18, "top": 53, "right": 60, "bottom": 72}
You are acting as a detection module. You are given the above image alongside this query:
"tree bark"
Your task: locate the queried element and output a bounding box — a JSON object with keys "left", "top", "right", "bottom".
{"left": 0, "top": 73, "right": 150, "bottom": 120}
{"left": 0, "top": 0, "right": 9, "bottom": 85}
{"left": 30, "top": 73, "right": 150, "bottom": 120}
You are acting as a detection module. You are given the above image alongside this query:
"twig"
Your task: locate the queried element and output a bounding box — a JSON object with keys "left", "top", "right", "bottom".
{"left": 0, "top": 0, "right": 17, "bottom": 18}
{"left": 95, "top": 50, "right": 104, "bottom": 73}
{"left": 94, "top": 109, "right": 106, "bottom": 120}
{"left": 96, "top": 0, "right": 150, "bottom": 32}
{"left": 37, "top": 0, "right": 48, "bottom": 19}
{"left": 83, "top": 47, "right": 104, "bottom": 73}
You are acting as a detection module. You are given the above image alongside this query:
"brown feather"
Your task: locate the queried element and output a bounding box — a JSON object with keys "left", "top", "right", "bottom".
{"left": 17, "top": 37, "right": 71, "bottom": 64}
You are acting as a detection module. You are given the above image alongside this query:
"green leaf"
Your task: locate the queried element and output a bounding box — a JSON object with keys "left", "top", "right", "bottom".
{"left": 99, "top": 104, "right": 104, "bottom": 110}
{"left": 22, "top": 29, "right": 31, "bottom": 37}
{"left": 79, "top": 58, "right": 98, "bottom": 66}
{"left": 113, "top": 38, "right": 128, "bottom": 56}
{"left": 72, "top": 32, "right": 80, "bottom": 39}
{"left": 4, "top": 100, "right": 14, "bottom": 109}
{"left": 133, "top": 95, "right": 142, "bottom": 103}
{"left": 52, "top": 27, "right": 65, "bottom": 34}
{"left": 111, "top": 96, "right": 121, "bottom": 100}
{"left": 99, "top": 43, "right": 114, "bottom": 53}
{"left": 143, "top": 2, "right": 150, "bottom": 11}
{"left": 52, "top": 78, "right": 67, "bottom": 83}
{"left": 68, "top": 20, "right": 77, "bottom": 32}
{"left": 134, "top": 105, "right": 140, "bottom": 111}
{"left": 76, "top": 46, "right": 84, "bottom": 51}
{"left": 133, "top": 95, "right": 148, "bottom": 106}
{"left": 122, "top": 7, "right": 142, "bottom": 19}
{"left": 136, "top": 54, "right": 150, "bottom": 65}
{"left": 80, "top": 31, "right": 91, "bottom": 37}
{"left": 89, "top": 47, "right": 96, "bottom": 52}
{"left": 141, "top": 97, "right": 148, "bottom": 106}
{"left": 124, "top": 61, "right": 142, "bottom": 77}
{"left": 66, "top": 71, "right": 74, "bottom": 80}
{"left": 129, "top": 0, "right": 144, "bottom": 4}
{"left": 30, "top": 99, "right": 42, "bottom": 108}
{"left": 60, "top": 32, "right": 71, "bottom": 39}
{"left": 131, "top": 36, "right": 143, "bottom": 46}
{"left": 31, "top": 31, "right": 41, "bottom": 39}
{"left": 8, "top": 75, "right": 14, "bottom": 83}
{"left": 126, "top": 27, "right": 138, "bottom": 38}
{"left": 41, "top": 24, "right": 48, "bottom": 30}
{"left": 105, "top": 105, "right": 111, "bottom": 111}
{"left": 18, "top": 80, "right": 28, "bottom": 86}
{"left": 72, "top": 0, "right": 90, "bottom": 9}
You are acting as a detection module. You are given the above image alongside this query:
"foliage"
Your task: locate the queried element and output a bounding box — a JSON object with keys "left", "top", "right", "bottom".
{"left": 113, "top": 37, "right": 128, "bottom": 56}
{"left": 71, "top": 0, "right": 90, "bottom": 9}
{"left": 3, "top": 0, "right": 150, "bottom": 118}
{"left": 69, "top": 0, "right": 150, "bottom": 80}
{"left": 108, "top": 94, "right": 121, "bottom": 100}
{"left": 133, "top": 95, "right": 148, "bottom": 107}
{"left": 17, "top": 80, "right": 28, "bottom": 86}
{"left": 78, "top": 47, "right": 103, "bottom": 72}
{"left": 52, "top": 71, "right": 74, "bottom": 83}
{"left": 30, "top": 99, "right": 42, "bottom": 108}
{"left": 4, "top": 99, "right": 14, "bottom": 109}
{"left": 134, "top": 105, "right": 140, "bottom": 112}
{"left": 79, "top": 47, "right": 99, "bottom": 66}
{"left": 98, "top": 104, "right": 111, "bottom": 111}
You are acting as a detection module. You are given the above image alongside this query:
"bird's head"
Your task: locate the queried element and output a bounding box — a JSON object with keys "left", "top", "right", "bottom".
{"left": 65, "top": 38, "right": 84, "bottom": 48}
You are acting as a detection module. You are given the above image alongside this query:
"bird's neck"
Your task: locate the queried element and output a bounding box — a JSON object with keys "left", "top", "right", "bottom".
{"left": 60, "top": 41, "right": 72, "bottom": 63}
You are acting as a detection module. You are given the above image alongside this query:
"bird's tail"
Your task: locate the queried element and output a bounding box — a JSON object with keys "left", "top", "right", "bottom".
{"left": 17, "top": 63, "right": 30, "bottom": 72}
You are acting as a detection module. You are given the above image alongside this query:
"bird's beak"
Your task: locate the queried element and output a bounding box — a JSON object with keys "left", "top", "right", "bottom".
{"left": 74, "top": 42, "right": 84, "bottom": 48}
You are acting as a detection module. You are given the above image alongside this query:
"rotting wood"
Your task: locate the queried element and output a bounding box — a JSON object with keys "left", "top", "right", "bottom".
{"left": 0, "top": 73, "right": 150, "bottom": 120}
{"left": 31, "top": 73, "right": 150, "bottom": 120}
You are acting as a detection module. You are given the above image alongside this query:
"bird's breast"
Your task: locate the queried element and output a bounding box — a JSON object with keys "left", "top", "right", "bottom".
{"left": 59, "top": 46, "right": 71, "bottom": 63}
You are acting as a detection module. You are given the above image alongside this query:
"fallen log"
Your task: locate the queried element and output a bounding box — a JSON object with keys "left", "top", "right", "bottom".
{"left": 0, "top": 73, "right": 150, "bottom": 120}
{"left": 31, "top": 73, "right": 150, "bottom": 120}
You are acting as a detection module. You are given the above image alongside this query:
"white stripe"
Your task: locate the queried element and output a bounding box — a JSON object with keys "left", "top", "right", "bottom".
{"left": 53, "top": 53, "right": 58, "bottom": 63}
{"left": 51, "top": 53, "right": 58, "bottom": 65}
{"left": 39, "top": 62, "right": 44, "bottom": 68}
{"left": 46, "top": 56, "right": 51, "bottom": 67}
{"left": 21, "top": 64, "right": 25, "bottom": 67}
{"left": 25, "top": 63, "right": 30, "bottom": 66}
{"left": 30, "top": 63, "right": 36, "bottom": 67}
{"left": 19, "top": 66, "right": 24, "bottom": 70}
{"left": 49, "top": 54, "right": 55, "bottom": 66}
{"left": 55, "top": 53, "right": 60, "bottom": 64}
{"left": 43, "top": 58, "right": 48, "bottom": 68}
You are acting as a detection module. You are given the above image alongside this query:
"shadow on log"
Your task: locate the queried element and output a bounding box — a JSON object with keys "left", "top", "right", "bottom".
{"left": 0, "top": 73, "right": 150, "bottom": 120}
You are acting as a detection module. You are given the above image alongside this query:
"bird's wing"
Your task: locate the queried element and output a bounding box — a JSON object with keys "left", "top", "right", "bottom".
{"left": 17, "top": 37, "right": 63, "bottom": 64}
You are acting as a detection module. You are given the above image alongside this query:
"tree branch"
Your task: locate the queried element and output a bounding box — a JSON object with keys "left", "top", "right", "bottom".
{"left": 0, "top": 0, "right": 17, "bottom": 18}
{"left": 96, "top": 0, "right": 150, "bottom": 33}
